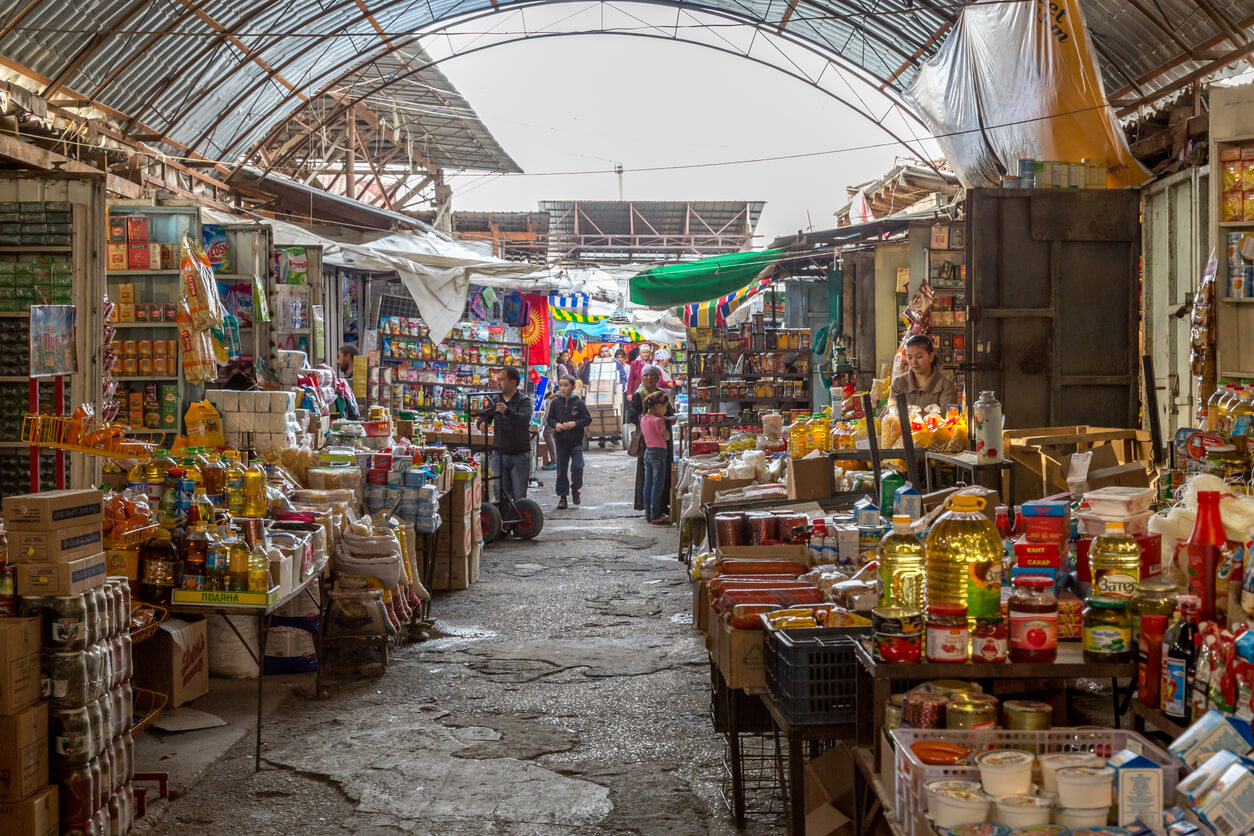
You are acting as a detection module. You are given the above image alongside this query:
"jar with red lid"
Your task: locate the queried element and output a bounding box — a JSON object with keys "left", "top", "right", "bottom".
{"left": 925, "top": 605, "right": 970, "bottom": 662}
{"left": 971, "top": 616, "right": 1008, "bottom": 662}
{"left": 1009, "top": 576, "right": 1058, "bottom": 663}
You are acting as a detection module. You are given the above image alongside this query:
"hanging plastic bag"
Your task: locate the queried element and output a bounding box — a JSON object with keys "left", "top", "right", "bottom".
{"left": 185, "top": 399, "right": 225, "bottom": 449}
{"left": 180, "top": 236, "right": 225, "bottom": 330}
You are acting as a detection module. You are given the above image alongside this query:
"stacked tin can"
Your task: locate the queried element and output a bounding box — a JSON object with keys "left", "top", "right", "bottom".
{"left": 1228, "top": 232, "right": 1252, "bottom": 298}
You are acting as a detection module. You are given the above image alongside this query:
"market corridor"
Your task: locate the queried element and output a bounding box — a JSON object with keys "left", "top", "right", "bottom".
{"left": 149, "top": 448, "right": 765, "bottom": 835}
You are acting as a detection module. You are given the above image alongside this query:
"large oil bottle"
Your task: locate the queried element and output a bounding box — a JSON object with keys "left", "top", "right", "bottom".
{"left": 878, "top": 515, "right": 925, "bottom": 609}
{"left": 925, "top": 492, "right": 1003, "bottom": 621}
{"left": 1089, "top": 520, "right": 1142, "bottom": 601}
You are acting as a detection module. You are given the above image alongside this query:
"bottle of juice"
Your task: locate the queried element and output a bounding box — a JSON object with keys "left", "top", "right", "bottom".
{"left": 1161, "top": 594, "right": 1200, "bottom": 719}
{"left": 223, "top": 452, "right": 246, "bottom": 517}
{"left": 1089, "top": 520, "right": 1142, "bottom": 601}
{"left": 248, "top": 542, "right": 270, "bottom": 592}
{"left": 925, "top": 493, "right": 1003, "bottom": 622}
{"left": 145, "top": 449, "right": 176, "bottom": 507}
{"left": 242, "top": 461, "right": 267, "bottom": 518}
{"left": 1206, "top": 381, "right": 1228, "bottom": 433}
{"left": 878, "top": 515, "right": 925, "bottom": 609}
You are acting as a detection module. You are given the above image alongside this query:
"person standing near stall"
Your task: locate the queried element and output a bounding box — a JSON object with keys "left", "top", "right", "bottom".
{"left": 640, "top": 392, "right": 672, "bottom": 525}
{"left": 546, "top": 374, "right": 592, "bottom": 509}
{"left": 476, "top": 366, "right": 533, "bottom": 501}
{"left": 628, "top": 365, "right": 674, "bottom": 515}
{"left": 890, "top": 334, "right": 959, "bottom": 412}
{"left": 625, "top": 343, "right": 654, "bottom": 398}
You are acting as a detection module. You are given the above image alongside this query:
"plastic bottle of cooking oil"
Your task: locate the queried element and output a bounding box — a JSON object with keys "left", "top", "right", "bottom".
{"left": 145, "top": 449, "right": 176, "bottom": 507}
{"left": 789, "top": 417, "right": 810, "bottom": 458}
{"left": 223, "top": 451, "right": 246, "bottom": 517}
{"left": 1219, "top": 383, "right": 1241, "bottom": 434}
{"left": 247, "top": 541, "right": 270, "bottom": 592}
{"left": 1232, "top": 383, "right": 1254, "bottom": 437}
{"left": 126, "top": 461, "right": 147, "bottom": 498}
{"left": 878, "top": 515, "right": 925, "bottom": 609}
{"left": 808, "top": 413, "right": 829, "bottom": 453}
{"left": 1206, "top": 382, "right": 1229, "bottom": 432}
{"left": 201, "top": 453, "right": 225, "bottom": 507}
{"left": 242, "top": 460, "right": 267, "bottom": 517}
{"left": 180, "top": 451, "right": 203, "bottom": 489}
{"left": 925, "top": 492, "right": 1003, "bottom": 621}
{"left": 1089, "top": 520, "right": 1141, "bottom": 601}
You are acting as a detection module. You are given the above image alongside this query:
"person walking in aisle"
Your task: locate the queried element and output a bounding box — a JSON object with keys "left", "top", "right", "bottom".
{"left": 640, "top": 392, "right": 672, "bottom": 525}
{"left": 475, "top": 366, "right": 533, "bottom": 501}
{"left": 628, "top": 365, "right": 674, "bottom": 514}
{"left": 546, "top": 374, "right": 592, "bottom": 509}
{"left": 555, "top": 349, "right": 576, "bottom": 379}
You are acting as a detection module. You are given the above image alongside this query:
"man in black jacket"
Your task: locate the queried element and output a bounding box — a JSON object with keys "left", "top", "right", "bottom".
{"left": 476, "top": 366, "right": 534, "bottom": 501}
{"left": 545, "top": 374, "right": 592, "bottom": 509}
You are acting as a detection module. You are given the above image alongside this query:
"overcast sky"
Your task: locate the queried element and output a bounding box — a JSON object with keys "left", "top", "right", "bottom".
{"left": 435, "top": 10, "right": 938, "bottom": 243}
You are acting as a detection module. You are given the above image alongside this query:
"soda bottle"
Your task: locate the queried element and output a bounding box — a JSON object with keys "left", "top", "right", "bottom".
{"left": 242, "top": 460, "right": 267, "bottom": 517}
{"left": 248, "top": 542, "right": 270, "bottom": 592}
{"left": 878, "top": 515, "right": 925, "bottom": 609}
{"left": 925, "top": 493, "right": 1003, "bottom": 622}
{"left": 1089, "top": 520, "right": 1142, "bottom": 601}
{"left": 223, "top": 452, "right": 246, "bottom": 516}
{"left": 1161, "top": 594, "right": 1199, "bottom": 720}
{"left": 145, "top": 449, "right": 176, "bottom": 507}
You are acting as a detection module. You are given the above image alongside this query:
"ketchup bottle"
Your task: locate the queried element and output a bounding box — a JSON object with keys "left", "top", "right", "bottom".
{"left": 1181, "top": 491, "right": 1227, "bottom": 621}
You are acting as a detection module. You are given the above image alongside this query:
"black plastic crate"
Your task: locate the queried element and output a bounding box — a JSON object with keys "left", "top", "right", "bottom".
{"left": 763, "top": 625, "right": 869, "bottom": 726}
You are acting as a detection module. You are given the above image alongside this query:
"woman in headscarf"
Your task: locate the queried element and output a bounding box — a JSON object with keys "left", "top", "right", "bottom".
{"left": 628, "top": 364, "right": 674, "bottom": 515}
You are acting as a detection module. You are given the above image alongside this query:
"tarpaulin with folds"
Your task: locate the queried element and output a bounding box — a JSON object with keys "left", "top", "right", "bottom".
{"left": 906, "top": 0, "right": 1149, "bottom": 189}
{"left": 629, "top": 248, "right": 785, "bottom": 307}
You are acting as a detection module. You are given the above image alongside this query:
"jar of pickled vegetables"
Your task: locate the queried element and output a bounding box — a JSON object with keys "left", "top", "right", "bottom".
{"left": 1130, "top": 577, "right": 1178, "bottom": 638}
{"left": 1082, "top": 596, "right": 1132, "bottom": 663}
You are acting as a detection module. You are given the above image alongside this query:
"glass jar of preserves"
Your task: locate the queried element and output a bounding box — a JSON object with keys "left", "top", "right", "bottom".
{"left": 47, "top": 651, "right": 90, "bottom": 709}
{"left": 1130, "top": 577, "right": 1178, "bottom": 638}
{"left": 926, "top": 605, "right": 970, "bottom": 662}
{"left": 1009, "top": 576, "right": 1058, "bottom": 663}
{"left": 54, "top": 762, "right": 97, "bottom": 823}
{"left": 51, "top": 706, "right": 93, "bottom": 766}
{"left": 1083, "top": 596, "right": 1132, "bottom": 662}
{"left": 50, "top": 595, "right": 89, "bottom": 651}
{"left": 1205, "top": 443, "right": 1247, "bottom": 481}
{"left": 971, "top": 616, "right": 1008, "bottom": 662}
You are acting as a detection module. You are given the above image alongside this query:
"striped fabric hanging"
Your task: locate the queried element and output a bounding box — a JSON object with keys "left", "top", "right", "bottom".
{"left": 549, "top": 292, "right": 590, "bottom": 313}
{"left": 675, "top": 274, "right": 774, "bottom": 328}
{"left": 550, "top": 307, "right": 609, "bottom": 323}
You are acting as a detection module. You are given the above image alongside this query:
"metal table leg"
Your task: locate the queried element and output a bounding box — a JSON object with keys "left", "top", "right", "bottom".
{"left": 255, "top": 611, "right": 269, "bottom": 771}
{"left": 787, "top": 734, "right": 804, "bottom": 836}
{"left": 728, "top": 683, "right": 745, "bottom": 829}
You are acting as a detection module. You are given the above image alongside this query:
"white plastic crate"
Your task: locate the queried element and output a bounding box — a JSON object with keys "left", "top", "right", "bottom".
{"left": 890, "top": 728, "right": 1181, "bottom": 836}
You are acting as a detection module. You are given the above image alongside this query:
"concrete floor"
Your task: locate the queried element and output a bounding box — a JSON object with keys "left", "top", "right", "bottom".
{"left": 138, "top": 448, "right": 784, "bottom": 835}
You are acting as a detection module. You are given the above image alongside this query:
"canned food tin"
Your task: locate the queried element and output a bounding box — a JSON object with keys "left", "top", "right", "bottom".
{"left": 1002, "top": 699, "right": 1053, "bottom": 730}
{"left": 903, "top": 691, "right": 948, "bottom": 728}
{"left": 945, "top": 693, "right": 999, "bottom": 730}
{"left": 872, "top": 606, "right": 923, "bottom": 663}
{"left": 714, "top": 513, "right": 744, "bottom": 547}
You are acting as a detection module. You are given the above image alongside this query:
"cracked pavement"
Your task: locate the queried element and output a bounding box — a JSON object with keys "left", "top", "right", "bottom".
{"left": 147, "top": 449, "right": 785, "bottom": 835}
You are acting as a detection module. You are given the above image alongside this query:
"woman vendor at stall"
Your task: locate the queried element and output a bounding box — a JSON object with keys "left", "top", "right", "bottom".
{"left": 890, "top": 334, "right": 958, "bottom": 411}
{"left": 628, "top": 365, "right": 674, "bottom": 516}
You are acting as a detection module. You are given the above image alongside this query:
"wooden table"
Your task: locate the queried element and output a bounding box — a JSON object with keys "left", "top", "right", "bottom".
{"left": 1131, "top": 700, "right": 1188, "bottom": 739}
{"left": 760, "top": 692, "right": 858, "bottom": 836}
{"left": 853, "top": 642, "right": 1138, "bottom": 757}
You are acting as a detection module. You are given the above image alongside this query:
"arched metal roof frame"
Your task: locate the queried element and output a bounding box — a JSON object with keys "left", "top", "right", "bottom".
{"left": 234, "top": 0, "right": 943, "bottom": 179}
{"left": 0, "top": 0, "right": 955, "bottom": 164}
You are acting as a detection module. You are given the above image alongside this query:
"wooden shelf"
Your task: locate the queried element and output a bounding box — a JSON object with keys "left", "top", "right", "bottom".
{"left": 0, "top": 311, "right": 29, "bottom": 317}
{"left": 111, "top": 322, "right": 178, "bottom": 328}
{"left": 1131, "top": 700, "right": 1188, "bottom": 738}
{"left": 1220, "top": 221, "right": 1254, "bottom": 228}
{"left": 114, "top": 376, "right": 178, "bottom": 381}
{"left": 0, "top": 246, "right": 73, "bottom": 253}
{"left": 107, "top": 270, "right": 179, "bottom": 276}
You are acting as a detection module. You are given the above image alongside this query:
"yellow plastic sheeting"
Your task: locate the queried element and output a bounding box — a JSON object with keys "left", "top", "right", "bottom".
{"left": 907, "top": 0, "right": 1149, "bottom": 189}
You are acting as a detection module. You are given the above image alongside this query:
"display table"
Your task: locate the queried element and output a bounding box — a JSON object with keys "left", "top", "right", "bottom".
{"left": 853, "top": 642, "right": 1137, "bottom": 757}
{"left": 923, "top": 451, "right": 1015, "bottom": 507}
{"left": 760, "top": 692, "right": 858, "bottom": 836}
{"left": 1131, "top": 700, "right": 1189, "bottom": 739}
{"left": 165, "top": 563, "right": 326, "bottom": 771}
{"left": 853, "top": 744, "right": 907, "bottom": 836}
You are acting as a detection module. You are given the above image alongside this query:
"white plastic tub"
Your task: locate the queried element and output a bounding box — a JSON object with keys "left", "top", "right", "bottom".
{"left": 931, "top": 789, "right": 993, "bottom": 829}
{"left": 993, "top": 795, "right": 1052, "bottom": 828}
{"left": 977, "top": 750, "right": 1035, "bottom": 797}
{"left": 1054, "top": 806, "right": 1110, "bottom": 828}
{"left": 1076, "top": 509, "right": 1154, "bottom": 537}
{"left": 1038, "top": 753, "right": 1105, "bottom": 793}
{"left": 1054, "top": 766, "right": 1114, "bottom": 809}
{"left": 1082, "top": 487, "right": 1155, "bottom": 516}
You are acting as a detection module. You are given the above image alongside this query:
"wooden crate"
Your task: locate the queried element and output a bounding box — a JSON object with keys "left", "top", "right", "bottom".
{"left": 1003, "top": 425, "right": 1152, "bottom": 502}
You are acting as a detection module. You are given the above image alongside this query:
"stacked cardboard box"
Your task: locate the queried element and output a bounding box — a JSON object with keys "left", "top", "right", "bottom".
{"left": 4, "top": 490, "right": 106, "bottom": 599}
{"left": 431, "top": 472, "right": 482, "bottom": 591}
{"left": 0, "top": 618, "right": 55, "bottom": 836}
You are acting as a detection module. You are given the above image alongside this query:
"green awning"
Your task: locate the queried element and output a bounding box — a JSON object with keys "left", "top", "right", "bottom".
{"left": 628, "top": 248, "right": 785, "bottom": 307}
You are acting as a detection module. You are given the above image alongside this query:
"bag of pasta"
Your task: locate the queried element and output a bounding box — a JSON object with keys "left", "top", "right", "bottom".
{"left": 880, "top": 410, "right": 901, "bottom": 449}
{"left": 180, "top": 236, "right": 224, "bottom": 330}
{"left": 177, "top": 297, "right": 217, "bottom": 384}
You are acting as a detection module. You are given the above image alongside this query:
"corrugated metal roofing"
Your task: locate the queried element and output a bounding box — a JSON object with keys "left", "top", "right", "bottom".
{"left": 0, "top": 0, "right": 1251, "bottom": 172}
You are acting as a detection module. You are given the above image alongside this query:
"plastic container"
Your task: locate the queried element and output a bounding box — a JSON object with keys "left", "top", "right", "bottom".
{"left": 1010, "top": 825, "right": 1068, "bottom": 836}
{"left": 879, "top": 515, "right": 926, "bottom": 610}
{"left": 926, "top": 493, "right": 1003, "bottom": 619}
{"left": 930, "top": 788, "right": 992, "bottom": 829}
{"left": 1054, "top": 766, "right": 1113, "bottom": 809}
{"left": 927, "top": 780, "right": 984, "bottom": 822}
{"left": 761, "top": 624, "right": 869, "bottom": 725}
{"left": 1038, "top": 753, "right": 1104, "bottom": 793}
{"left": 1075, "top": 510, "right": 1153, "bottom": 538}
{"left": 950, "top": 825, "right": 1009, "bottom": 836}
{"left": 977, "top": 750, "right": 1034, "bottom": 796}
{"left": 891, "top": 728, "right": 1179, "bottom": 836}
{"left": 1054, "top": 810, "right": 1111, "bottom": 828}
{"left": 1081, "top": 487, "right": 1155, "bottom": 517}
{"left": 993, "top": 796, "right": 1052, "bottom": 828}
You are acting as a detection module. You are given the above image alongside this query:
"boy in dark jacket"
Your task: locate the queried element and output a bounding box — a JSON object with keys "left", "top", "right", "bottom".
{"left": 546, "top": 374, "right": 592, "bottom": 509}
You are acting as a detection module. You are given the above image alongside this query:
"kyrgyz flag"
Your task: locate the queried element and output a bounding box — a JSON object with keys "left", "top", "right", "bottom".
{"left": 521, "top": 293, "right": 550, "bottom": 366}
